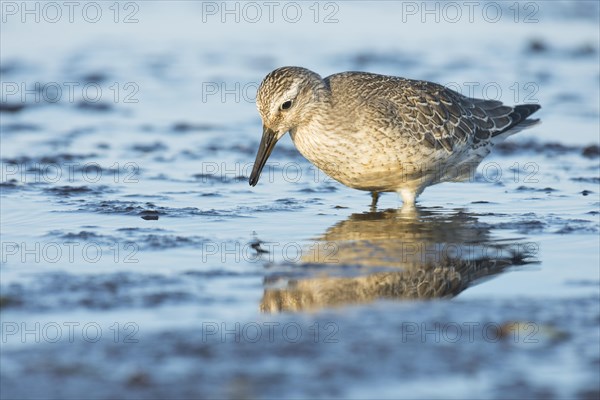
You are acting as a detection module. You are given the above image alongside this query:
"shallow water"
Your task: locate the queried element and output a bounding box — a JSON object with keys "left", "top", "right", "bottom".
{"left": 1, "top": 1, "right": 599, "bottom": 398}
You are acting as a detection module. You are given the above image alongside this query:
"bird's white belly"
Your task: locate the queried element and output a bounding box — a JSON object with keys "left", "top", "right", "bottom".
{"left": 290, "top": 128, "right": 432, "bottom": 192}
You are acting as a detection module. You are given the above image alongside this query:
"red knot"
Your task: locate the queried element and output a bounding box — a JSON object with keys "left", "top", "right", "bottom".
{"left": 249, "top": 66, "right": 541, "bottom": 207}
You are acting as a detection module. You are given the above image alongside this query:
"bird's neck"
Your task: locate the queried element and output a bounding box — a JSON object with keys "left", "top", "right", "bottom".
{"left": 289, "top": 94, "right": 340, "bottom": 177}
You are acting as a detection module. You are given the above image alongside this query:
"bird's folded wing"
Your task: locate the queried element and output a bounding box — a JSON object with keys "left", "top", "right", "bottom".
{"left": 363, "top": 81, "right": 515, "bottom": 153}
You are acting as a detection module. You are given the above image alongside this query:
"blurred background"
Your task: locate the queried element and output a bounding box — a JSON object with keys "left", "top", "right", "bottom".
{"left": 1, "top": 1, "right": 599, "bottom": 399}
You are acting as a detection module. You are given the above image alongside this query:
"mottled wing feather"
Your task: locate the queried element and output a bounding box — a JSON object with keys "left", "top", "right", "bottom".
{"left": 341, "top": 74, "right": 523, "bottom": 154}
{"left": 327, "top": 72, "right": 540, "bottom": 155}
{"left": 380, "top": 81, "right": 518, "bottom": 153}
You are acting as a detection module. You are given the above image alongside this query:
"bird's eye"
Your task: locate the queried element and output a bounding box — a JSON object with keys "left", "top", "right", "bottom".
{"left": 280, "top": 100, "right": 293, "bottom": 110}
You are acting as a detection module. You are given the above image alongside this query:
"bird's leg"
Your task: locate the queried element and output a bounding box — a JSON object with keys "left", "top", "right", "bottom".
{"left": 399, "top": 189, "right": 417, "bottom": 209}
{"left": 370, "top": 191, "right": 379, "bottom": 211}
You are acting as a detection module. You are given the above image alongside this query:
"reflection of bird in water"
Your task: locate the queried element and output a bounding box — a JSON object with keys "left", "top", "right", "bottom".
{"left": 303, "top": 207, "right": 495, "bottom": 268}
{"left": 261, "top": 208, "right": 534, "bottom": 313}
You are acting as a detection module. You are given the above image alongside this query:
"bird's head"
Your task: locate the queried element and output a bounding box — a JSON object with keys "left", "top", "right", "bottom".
{"left": 250, "top": 67, "right": 327, "bottom": 186}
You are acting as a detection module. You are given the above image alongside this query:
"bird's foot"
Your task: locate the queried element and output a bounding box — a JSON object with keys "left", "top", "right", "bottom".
{"left": 370, "top": 191, "right": 379, "bottom": 211}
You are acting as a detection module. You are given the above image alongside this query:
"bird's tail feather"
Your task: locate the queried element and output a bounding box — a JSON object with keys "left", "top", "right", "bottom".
{"left": 493, "top": 104, "right": 541, "bottom": 139}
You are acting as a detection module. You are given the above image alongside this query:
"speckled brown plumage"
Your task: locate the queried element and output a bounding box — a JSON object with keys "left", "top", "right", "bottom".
{"left": 250, "top": 66, "right": 541, "bottom": 205}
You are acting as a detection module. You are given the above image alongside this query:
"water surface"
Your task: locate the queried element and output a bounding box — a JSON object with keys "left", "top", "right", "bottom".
{"left": 1, "top": 1, "right": 599, "bottom": 398}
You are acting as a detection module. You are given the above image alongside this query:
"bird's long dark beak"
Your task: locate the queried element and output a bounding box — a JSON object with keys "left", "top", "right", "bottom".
{"left": 249, "top": 126, "right": 278, "bottom": 186}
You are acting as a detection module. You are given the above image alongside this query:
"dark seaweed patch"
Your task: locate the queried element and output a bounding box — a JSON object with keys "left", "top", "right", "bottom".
{"left": 495, "top": 220, "right": 547, "bottom": 234}
{"left": 45, "top": 185, "right": 113, "bottom": 197}
{"left": 80, "top": 72, "right": 109, "bottom": 83}
{"left": 526, "top": 38, "right": 597, "bottom": 58}
{"left": 132, "top": 234, "right": 206, "bottom": 249}
{"left": 491, "top": 214, "right": 599, "bottom": 234}
{"left": 0, "top": 60, "right": 23, "bottom": 75}
{"left": 78, "top": 200, "right": 236, "bottom": 218}
{"left": 350, "top": 52, "right": 419, "bottom": 69}
{"left": 171, "top": 122, "right": 219, "bottom": 133}
{"left": 571, "top": 43, "right": 597, "bottom": 57}
{"left": 0, "top": 272, "right": 197, "bottom": 310}
{"left": 75, "top": 101, "right": 113, "bottom": 112}
{"left": 47, "top": 227, "right": 210, "bottom": 250}
{"left": 516, "top": 186, "right": 557, "bottom": 193}
{"left": 297, "top": 185, "right": 338, "bottom": 193}
{"left": 582, "top": 145, "right": 600, "bottom": 158}
{"left": 495, "top": 140, "right": 581, "bottom": 156}
{"left": 1, "top": 153, "right": 97, "bottom": 165}
{"left": 117, "top": 227, "right": 169, "bottom": 233}
{"left": 131, "top": 142, "right": 168, "bottom": 153}
{"left": 49, "top": 230, "right": 107, "bottom": 240}
{"left": 200, "top": 192, "right": 223, "bottom": 197}
{"left": 0, "top": 179, "right": 20, "bottom": 189}
{"left": 527, "top": 38, "right": 548, "bottom": 53}
{"left": 140, "top": 210, "right": 160, "bottom": 220}
{"left": 192, "top": 173, "right": 247, "bottom": 183}
{"left": 0, "top": 103, "right": 27, "bottom": 113}
{"left": 554, "top": 224, "right": 599, "bottom": 234}
{"left": 45, "top": 230, "right": 123, "bottom": 246}
{"left": 1, "top": 123, "right": 41, "bottom": 133}
{"left": 0, "top": 294, "right": 23, "bottom": 308}
{"left": 571, "top": 177, "right": 600, "bottom": 184}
